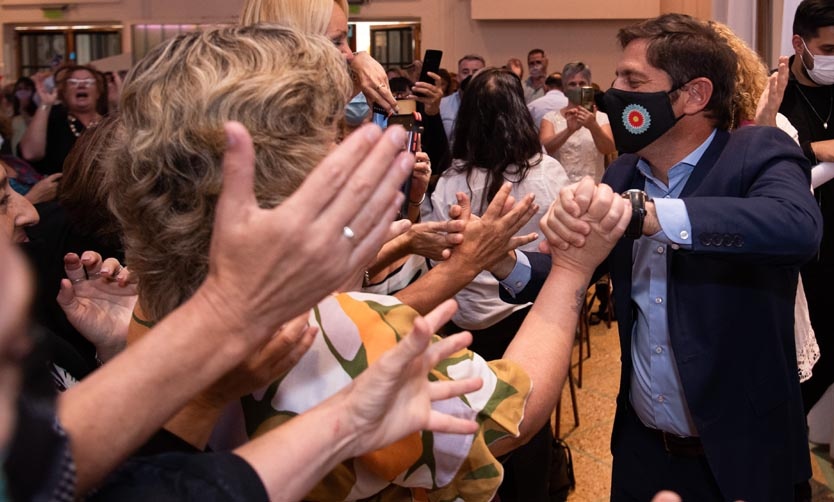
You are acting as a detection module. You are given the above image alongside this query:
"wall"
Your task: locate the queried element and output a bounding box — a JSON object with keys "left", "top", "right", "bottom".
{"left": 0, "top": 0, "right": 712, "bottom": 83}
{"left": 352, "top": 0, "right": 710, "bottom": 88}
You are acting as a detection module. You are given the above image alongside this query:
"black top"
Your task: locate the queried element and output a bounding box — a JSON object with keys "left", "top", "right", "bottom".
{"left": 91, "top": 452, "right": 269, "bottom": 502}
{"left": 29, "top": 104, "right": 87, "bottom": 175}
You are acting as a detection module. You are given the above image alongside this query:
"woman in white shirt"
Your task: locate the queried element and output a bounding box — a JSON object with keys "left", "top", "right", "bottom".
{"left": 427, "top": 66, "right": 569, "bottom": 501}
{"left": 539, "top": 62, "right": 616, "bottom": 182}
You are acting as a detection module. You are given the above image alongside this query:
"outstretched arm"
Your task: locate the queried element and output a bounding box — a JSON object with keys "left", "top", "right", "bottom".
{"left": 492, "top": 180, "right": 630, "bottom": 455}
{"left": 395, "top": 183, "right": 538, "bottom": 314}
{"left": 58, "top": 122, "right": 413, "bottom": 494}
{"left": 235, "top": 300, "right": 481, "bottom": 502}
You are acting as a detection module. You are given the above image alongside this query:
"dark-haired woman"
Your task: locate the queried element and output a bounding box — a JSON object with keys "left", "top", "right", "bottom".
{"left": 427, "top": 67, "right": 569, "bottom": 502}
{"left": 19, "top": 65, "right": 105, "bottom": 175}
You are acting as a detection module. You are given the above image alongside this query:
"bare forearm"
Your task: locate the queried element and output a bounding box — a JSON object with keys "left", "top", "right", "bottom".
{"left": 368, "top": 235, "right": 411, "bottom": 278}
{"left": 491, "top": 263, "right": 590, "bottom": 455}
{"left": 541, "top": 127, "right": 574, "bottom": 156}
{"left": 589, "top": 124, "right": 616, "bottom": 155}
{"left": 235, "top": 393, "right": 356, "bottom": 502}
{"left": 19, "top": 105, "right": 50, "bottom": 161}
{"left": 395, "top": 257, "right": 479, "bottom": 315}
{"left": 59, "top": 288, "right": 256, "bottom": 494}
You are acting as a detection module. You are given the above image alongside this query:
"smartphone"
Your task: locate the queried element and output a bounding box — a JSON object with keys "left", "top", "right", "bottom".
{"left": 566, "top": 86, "right": 596, "bottom": 112}
{"left": 417, "top": 49, "right": 443, "bottom": 85}
{"left": 377, "top": 104, "right": 422, "bottom": 218}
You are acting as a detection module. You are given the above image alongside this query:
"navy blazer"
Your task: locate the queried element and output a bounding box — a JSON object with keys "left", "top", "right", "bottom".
{"left": 508, "top": 126, "right": 821, "bottom": 501}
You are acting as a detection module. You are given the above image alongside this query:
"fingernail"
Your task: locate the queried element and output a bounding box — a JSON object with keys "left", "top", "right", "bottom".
{"left": 364, "top": 124, "right": 382, "bottom": 141}
{"left": 388, "top": 126, "right": 407, "bottom": 147}
{"left": 225, "top": 127, "right": 237, "bottom": 148}
{"left": 100, "top": 268, "right": 110, "bottom": 275}
{"left": 397, "top": 153, "right": 413, "bottom": 173}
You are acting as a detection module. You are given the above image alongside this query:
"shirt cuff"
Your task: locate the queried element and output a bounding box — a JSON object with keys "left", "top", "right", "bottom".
{"left": 499, "top": 250, "right": 532, "bottom": 298}
{"left": 651, "top": 198, "right": 692, "bottom": 248}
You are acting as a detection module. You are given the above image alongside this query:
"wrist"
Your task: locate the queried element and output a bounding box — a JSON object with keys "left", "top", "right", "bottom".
{"left": 94, "top": 340, "right": 126, "bottom": 363}
{"left": 188, "top": 281, "right": 266, "bottom": 354}
{"left": 489, "top": 251, "right": 516, "bottom": 280}
{"left": 40, "top": 103, "right": 51, "bottom": 111}
{"left": 642, "top": 201, "right": 660, "bottom": 236}
{"left": 408, "top": 193, "right": 426, "bottom": 205}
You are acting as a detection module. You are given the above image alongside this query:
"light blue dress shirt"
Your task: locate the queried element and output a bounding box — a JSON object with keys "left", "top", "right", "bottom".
{"left": 629, "top": 129, "right": 716, "bottom": 437}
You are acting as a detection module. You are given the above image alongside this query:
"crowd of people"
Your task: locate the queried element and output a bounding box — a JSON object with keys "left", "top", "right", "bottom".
{"left": 0, "top": 0, "right": 831, "bottom": 501}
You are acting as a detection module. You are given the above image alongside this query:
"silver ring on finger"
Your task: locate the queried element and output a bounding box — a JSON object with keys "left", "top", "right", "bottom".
{"left": 342, "top": 226, "right": 356, "bottom": 240}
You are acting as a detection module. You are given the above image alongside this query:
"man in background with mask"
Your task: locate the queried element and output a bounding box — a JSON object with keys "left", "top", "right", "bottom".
{"left": 780, "top": 0, "right": 834, "bottom": 418}
{"left": 501, "top": 13, "right": 821, "bottom": 501}
{"left": 523, "top": 49, "right": 548, "bottom": 103}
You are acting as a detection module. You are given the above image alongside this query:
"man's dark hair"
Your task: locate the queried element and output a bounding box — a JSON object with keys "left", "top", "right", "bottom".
{"left": 527, "top": 48, "right": 545, "bottom": 59}
{"left": 458, "top": 54, "right": 485, "bottom": 68}
{"left": 617, "top": 13, "right": 737, "bottom": 130}
{"left": 452, "top": 67, "right": 542, "bottom": 214}
{"left": 793, "top": 0, "right": 834, "bottom": 39}
{"left": 545, "top": 72, "right": 562, "bottom": 90}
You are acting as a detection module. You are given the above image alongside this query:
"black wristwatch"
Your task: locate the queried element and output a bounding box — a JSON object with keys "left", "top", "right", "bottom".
{"left": 622, "top": 189, "right": 649, "bottom": 239}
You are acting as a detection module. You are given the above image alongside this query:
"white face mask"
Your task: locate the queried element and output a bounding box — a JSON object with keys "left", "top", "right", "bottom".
{"left": 802, "top": 38, "right": 834, "bottom": 86}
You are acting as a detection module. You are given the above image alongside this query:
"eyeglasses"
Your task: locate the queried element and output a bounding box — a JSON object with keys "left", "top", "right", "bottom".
{"left": 67, "top": 78, "right": 96, "bottom": 87}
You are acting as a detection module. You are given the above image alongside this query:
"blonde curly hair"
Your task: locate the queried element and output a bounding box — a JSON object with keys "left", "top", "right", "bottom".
{"left": 709, "top": 21, "right": 769, "bottom": 128}
{"left": 107, "top": 25, "right": 352, "bottom": 321}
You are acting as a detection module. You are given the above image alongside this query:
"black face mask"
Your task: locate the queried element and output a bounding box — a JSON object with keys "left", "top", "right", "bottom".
{"left": 597, "top": 87, "right": 682, "bottom": 154}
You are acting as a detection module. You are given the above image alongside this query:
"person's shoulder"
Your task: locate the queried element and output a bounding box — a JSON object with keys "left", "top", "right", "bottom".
{"left": 542, "top": 109, "right": 560, "bottom": 123}
{"left": 730, "top": 124, "right": 798, "bottom": 147}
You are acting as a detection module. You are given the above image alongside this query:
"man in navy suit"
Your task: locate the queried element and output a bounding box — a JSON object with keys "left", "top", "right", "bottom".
{"left": 503, "top": 14, "right": 822, "bottom": 501}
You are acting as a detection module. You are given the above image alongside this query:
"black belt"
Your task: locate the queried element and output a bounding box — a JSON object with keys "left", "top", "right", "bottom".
{"left": 647, "top": 427, "right": 704, "bottom": 457}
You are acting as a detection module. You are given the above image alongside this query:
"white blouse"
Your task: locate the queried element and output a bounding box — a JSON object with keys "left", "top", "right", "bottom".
{"left": 427, "top": 154, "right": 569, "bottom": 329}
{"left": 542, "top": 110, "right": 610, "bottom": 183}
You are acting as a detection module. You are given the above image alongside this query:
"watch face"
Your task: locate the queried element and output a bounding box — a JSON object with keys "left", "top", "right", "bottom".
{"left": 624, "top": 189, "right": 647, "bottom": 207}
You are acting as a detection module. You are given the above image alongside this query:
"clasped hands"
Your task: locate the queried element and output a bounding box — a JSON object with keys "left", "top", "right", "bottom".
{"left": 539, "top": 176, "right": 631, "bottom": 272}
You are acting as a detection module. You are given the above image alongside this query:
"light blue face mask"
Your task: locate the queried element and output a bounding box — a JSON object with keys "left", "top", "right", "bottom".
{"left": 344, "top": 93, "right": 370, "bottom": 126}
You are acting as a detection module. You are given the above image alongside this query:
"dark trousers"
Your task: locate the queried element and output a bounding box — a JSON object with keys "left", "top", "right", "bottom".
{"left": 610, "top": 407, "right": 722, "bottom": 502}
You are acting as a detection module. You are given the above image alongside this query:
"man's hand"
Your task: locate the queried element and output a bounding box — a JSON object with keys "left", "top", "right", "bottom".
{"left": 543, "top": 181, "right": 630, "bottom": 274}
{"left": 538, "top": 177, "right": 596, "bottom": 251}
{"left": 409, "top": 72, "right": 444, "bottom": 116}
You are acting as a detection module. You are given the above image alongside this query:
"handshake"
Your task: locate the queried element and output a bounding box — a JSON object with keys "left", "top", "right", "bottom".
{"left": 538, "top": 177, "right": 634, "bottom": 272}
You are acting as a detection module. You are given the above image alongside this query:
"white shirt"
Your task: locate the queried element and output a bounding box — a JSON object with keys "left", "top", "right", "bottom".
{"left": 440, "top": 92, "right": 461, "bottom": 144}
{"left": 428, "top": 154, "right": 569, "bottom": 329}
{"left": 527, "top": 90, "right": 569, "bottom": 131}
{"left": 541, "top": 109, "right": 610, "bottom": 183}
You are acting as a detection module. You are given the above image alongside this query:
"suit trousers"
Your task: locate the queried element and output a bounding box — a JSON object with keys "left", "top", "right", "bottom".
{"left": 611, "top": 406, "right": 722, "bottom": 502}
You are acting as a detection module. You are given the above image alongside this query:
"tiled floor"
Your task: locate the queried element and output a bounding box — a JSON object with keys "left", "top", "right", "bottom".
{"left": 554, "top": 317, "right": 834, "bottom": 502}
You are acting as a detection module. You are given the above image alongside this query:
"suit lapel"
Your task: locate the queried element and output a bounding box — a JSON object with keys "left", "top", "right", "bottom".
{"left": 680, "top": 129, "right": 730, "bottom": 197}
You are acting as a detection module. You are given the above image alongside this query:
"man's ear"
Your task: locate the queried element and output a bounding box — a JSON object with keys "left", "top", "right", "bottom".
{"left": 792, "top": 34, "right": 806, "bottom": 57}
{"left": 680, "top": 78, "right": 713, "bottom": 115}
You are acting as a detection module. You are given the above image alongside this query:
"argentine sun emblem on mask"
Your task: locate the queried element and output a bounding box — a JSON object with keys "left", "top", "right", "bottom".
{"left": 622, "top": 104, "right": 651, "bottom": 134}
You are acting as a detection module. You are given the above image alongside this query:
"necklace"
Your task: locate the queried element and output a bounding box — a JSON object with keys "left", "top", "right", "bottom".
{"left": 793, "top": 83, "right": 834, "bottom": 130}
{"left": 67, "top": 114, "right": 100, "bottom": 138}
